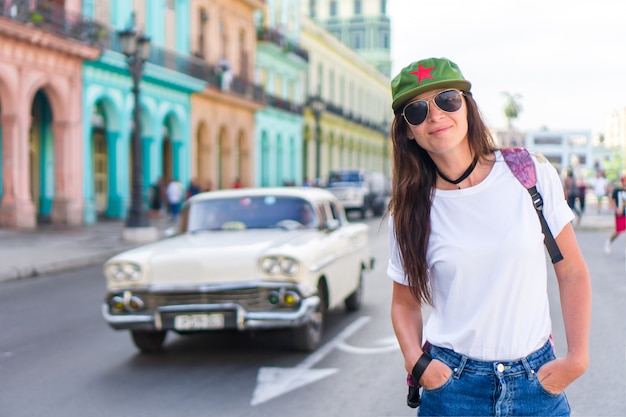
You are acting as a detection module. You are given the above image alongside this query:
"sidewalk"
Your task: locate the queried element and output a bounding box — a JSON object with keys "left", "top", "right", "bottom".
{"left": 0, "top": 205, "right": 614, "bottom": 283}
{"left": 0, "top": 218, "right": 173, "bottom": 283}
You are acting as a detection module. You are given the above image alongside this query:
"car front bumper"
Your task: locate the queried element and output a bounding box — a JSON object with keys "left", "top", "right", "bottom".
{"left": 102, "top": 295, "right": 321, "bottom": 332}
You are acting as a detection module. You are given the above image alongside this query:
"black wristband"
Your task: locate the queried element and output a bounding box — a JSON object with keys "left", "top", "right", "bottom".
{"left": 411, "top": 352, "right": 432, "bottom": 384}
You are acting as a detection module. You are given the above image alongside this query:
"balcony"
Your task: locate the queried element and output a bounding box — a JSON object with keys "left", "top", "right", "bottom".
{"left": 0, "top": 0, "right": 106, "bottom": 47}
{"left": 256, "top": 27, "right": 309, "bottom": 62}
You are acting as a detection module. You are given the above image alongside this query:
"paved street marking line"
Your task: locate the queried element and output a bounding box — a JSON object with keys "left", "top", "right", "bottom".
{"left": 337, "top": 336, "right": 399, "bottom": 354}
{"left": 250, "top": 316, "right": 371, "bottom": 406}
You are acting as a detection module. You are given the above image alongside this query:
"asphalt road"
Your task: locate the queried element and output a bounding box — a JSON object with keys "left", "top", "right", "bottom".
{"left": 0, "top": 217, "right": 624, "bottom": 417}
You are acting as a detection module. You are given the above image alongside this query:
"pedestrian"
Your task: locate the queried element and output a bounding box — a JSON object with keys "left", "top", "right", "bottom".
{"left": 604, "top": 175, "right": 626, "bottom": 254}
{"left": 149, "top": 177, "right": 163, "bottom": 219}
{"left": 186, "top": 177, "right": 201, "bottom": 198}
{"left": 564, "top": 169, "right": 581, "bottom": 224}
{"left": 166, "top": 178, "right": 184, "bottom": 222}
{"left": 592, "top": 170, "right": 609, "bottom": 213}
{"left": 387, "top": 57, "right": 590, "bottom": 416}
{"left": 233, "top": 177, "right": 243, "bottom": 188}
{"left": 577, "top": 177, "right": 587, "bottom": 214}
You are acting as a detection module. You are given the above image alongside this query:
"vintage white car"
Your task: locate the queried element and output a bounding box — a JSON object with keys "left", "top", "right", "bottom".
{"left": 102, "top": 187, "right": 373, "bottom": 353}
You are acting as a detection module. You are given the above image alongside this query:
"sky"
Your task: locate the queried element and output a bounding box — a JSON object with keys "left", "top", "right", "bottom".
{"left": 387, "top": 0, "right": 626, "bottom": 136}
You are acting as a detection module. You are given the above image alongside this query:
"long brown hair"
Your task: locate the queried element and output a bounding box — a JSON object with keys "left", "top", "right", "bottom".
{"left": 388, "top": 92, "right": 498, "bottom": 305}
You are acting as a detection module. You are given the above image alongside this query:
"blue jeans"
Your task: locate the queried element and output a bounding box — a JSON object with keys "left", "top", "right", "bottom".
{"left": 418, "top": 340, "right": 570, "bottom": 416}
{"left": 169, "top": 202, "right": 181, "bottom": 222}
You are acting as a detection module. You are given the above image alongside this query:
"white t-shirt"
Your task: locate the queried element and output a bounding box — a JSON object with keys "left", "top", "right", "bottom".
{"left": 387, "top": 151, "right": 574, "bottom": 361}
{"left": 166, "top": 181, "right": 184, "bottom": 204}
{"left": 593, "top": 176, "right": 608, "bottom": 197}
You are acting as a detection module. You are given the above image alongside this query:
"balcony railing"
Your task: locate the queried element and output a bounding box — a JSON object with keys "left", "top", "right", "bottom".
{"left": 0, "top": 0, "right": 106, "bottom": 47}
{"left": 309, "top": 97, "right": 385, "bottom": 132}
{"left": 98, "top": 25, "right": 266, "bottom": 104}
{"left": 256, "top": 27, "right": 309, "bottom": 62}
{"left": 267, "top": 94, "right": 302, "bottom": 114}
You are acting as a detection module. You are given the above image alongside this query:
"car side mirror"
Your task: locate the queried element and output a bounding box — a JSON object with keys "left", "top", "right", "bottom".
{"left": 324, "top": 219, "right": 341, "bottom": 232}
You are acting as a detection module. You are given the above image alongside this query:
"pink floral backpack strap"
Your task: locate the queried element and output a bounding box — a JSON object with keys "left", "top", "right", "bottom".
{"left": 501, "top": 147, "right": 536, "bottom": 189}
{"left": 502, "top": 147, "right": 563, "bottom": 264}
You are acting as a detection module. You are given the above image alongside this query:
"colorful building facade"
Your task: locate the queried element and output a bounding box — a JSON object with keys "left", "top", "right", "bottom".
{"left": 254, "top": 0, "right": 308, "bottom": 187}
{"left": 0, "top": 0, "right": 101, "bottom": 229}
{"left": 188, "top": 0, "right": 266, "bottom": 192}
{"left": 300, "top": 15, "right": 390, "bottom": 184}
{"left": 81, "top": 0, "right": 205, "bottom": 224}
{"left": 0, "top": 0, "right": 391, "bottom": 229}
{"left": 306, "top": 0, "right": 391, "bottom": 77}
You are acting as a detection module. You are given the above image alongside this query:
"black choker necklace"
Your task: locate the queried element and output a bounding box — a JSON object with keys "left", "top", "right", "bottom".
{"left": 436, "top": 155, "right": 479, "bottom": 187}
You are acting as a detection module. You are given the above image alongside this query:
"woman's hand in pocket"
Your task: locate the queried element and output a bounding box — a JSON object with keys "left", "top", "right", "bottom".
{"left": 420, "top": 359, "right": 452, "bottom": 390}
{"left": 536, "top": 356, "right": 586, "bottom": 394}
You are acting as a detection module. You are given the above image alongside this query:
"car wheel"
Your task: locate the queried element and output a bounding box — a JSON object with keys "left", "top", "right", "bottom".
{"left": 290, "top": 282, "right": 327, "bottom": 352}
{"left": 131, "top": 330, "right": 167, "bottom": 353}
{"left": 344, "top": 268, "right": 363, "bottom": 311}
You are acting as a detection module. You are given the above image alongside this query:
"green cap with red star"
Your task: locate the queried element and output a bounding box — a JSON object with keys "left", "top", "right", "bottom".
{"left": 391, "top": 57, "right": 471, "bottom": 113}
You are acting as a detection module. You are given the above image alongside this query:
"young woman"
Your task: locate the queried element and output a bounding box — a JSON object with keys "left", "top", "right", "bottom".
{"left": 387, "top": 57, "right": 591, "bottom": 416}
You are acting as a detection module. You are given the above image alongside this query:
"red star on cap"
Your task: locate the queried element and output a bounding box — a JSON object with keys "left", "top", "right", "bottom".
{"left": 410, "top": 64, "right": 435, "bottom": 84}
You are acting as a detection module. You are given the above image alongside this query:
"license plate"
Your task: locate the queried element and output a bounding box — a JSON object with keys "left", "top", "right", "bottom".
{"left": 174, "top": 313, "right": 224, "bottom": 330}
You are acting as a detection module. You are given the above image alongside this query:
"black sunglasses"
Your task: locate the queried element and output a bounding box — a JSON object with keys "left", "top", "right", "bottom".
{"left": 402, "top": 89, "right": 465, "bottom": 126}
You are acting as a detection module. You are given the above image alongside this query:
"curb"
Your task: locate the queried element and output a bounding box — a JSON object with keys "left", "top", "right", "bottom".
{"left": 0, "top": 249, "right": 128, "bottom": 284}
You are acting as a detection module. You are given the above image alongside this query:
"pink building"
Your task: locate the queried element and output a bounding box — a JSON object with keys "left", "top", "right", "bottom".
{"left": 0, "top": 0, "right": 101, "bottom": 229}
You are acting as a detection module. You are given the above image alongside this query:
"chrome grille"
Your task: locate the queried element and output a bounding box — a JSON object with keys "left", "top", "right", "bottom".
{"left": 111, "top": 287, "right": 297, "bottom": 313}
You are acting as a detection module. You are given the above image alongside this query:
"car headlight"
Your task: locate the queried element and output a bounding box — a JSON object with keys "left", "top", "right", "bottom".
{"left": 279, "top": 257, "right": 300, "bottom": 275}
{"left": 105, "top": 262, "right": 142, "bottom": 281}
{"left": 260, "top": 256, "right": 300, "bottom": 276}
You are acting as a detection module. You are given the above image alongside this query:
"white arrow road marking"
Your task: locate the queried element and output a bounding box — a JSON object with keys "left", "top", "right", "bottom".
{"left": 337, "top": 336, "right": 399, "bottom": 354}
{"left": 250, "top": 315, "right": 371, "bottom": 406}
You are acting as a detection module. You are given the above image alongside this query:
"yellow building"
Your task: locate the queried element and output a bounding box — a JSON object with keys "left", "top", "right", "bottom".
{"left": 300, "top": 16, "right": 391, "bottom": 184}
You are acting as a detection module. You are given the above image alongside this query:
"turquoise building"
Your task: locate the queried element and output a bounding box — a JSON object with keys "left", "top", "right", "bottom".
{"left": 81, "top": 0, "right": 205, "bottom": 223}
{"left": 254, "top": 0, "right": 308, "bottom": 187}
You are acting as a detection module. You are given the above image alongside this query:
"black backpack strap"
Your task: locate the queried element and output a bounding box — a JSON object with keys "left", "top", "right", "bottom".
{"left": 527, "top": 185, "right": 563, "bottom": 264}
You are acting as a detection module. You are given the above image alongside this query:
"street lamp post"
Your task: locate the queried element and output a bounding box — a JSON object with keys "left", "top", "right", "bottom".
{"left": 119, "top": 27, "right": 156, "bottom": 241}
{"left": 309, "top": 96, "right": 325, "bottom": 185}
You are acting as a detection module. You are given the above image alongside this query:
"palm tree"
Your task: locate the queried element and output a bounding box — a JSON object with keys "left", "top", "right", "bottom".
{"left": 502, "top": 92, "right": 523, "bottom": 146}
{"left": 502, "top": 92, "right": 523, "bottom": 130}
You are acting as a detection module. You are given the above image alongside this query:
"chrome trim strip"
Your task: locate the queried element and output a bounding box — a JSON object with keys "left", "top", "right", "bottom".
{"left": 108, "top": 280, "right": 306, "bottom": 293}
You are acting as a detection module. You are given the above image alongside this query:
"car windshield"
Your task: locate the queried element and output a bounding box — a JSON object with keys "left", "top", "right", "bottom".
{"left": 186, "top": 196, "right": 319, "bottom": 232}
{"left": 327, "top": 171, "right": 364, "bottom": 187}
